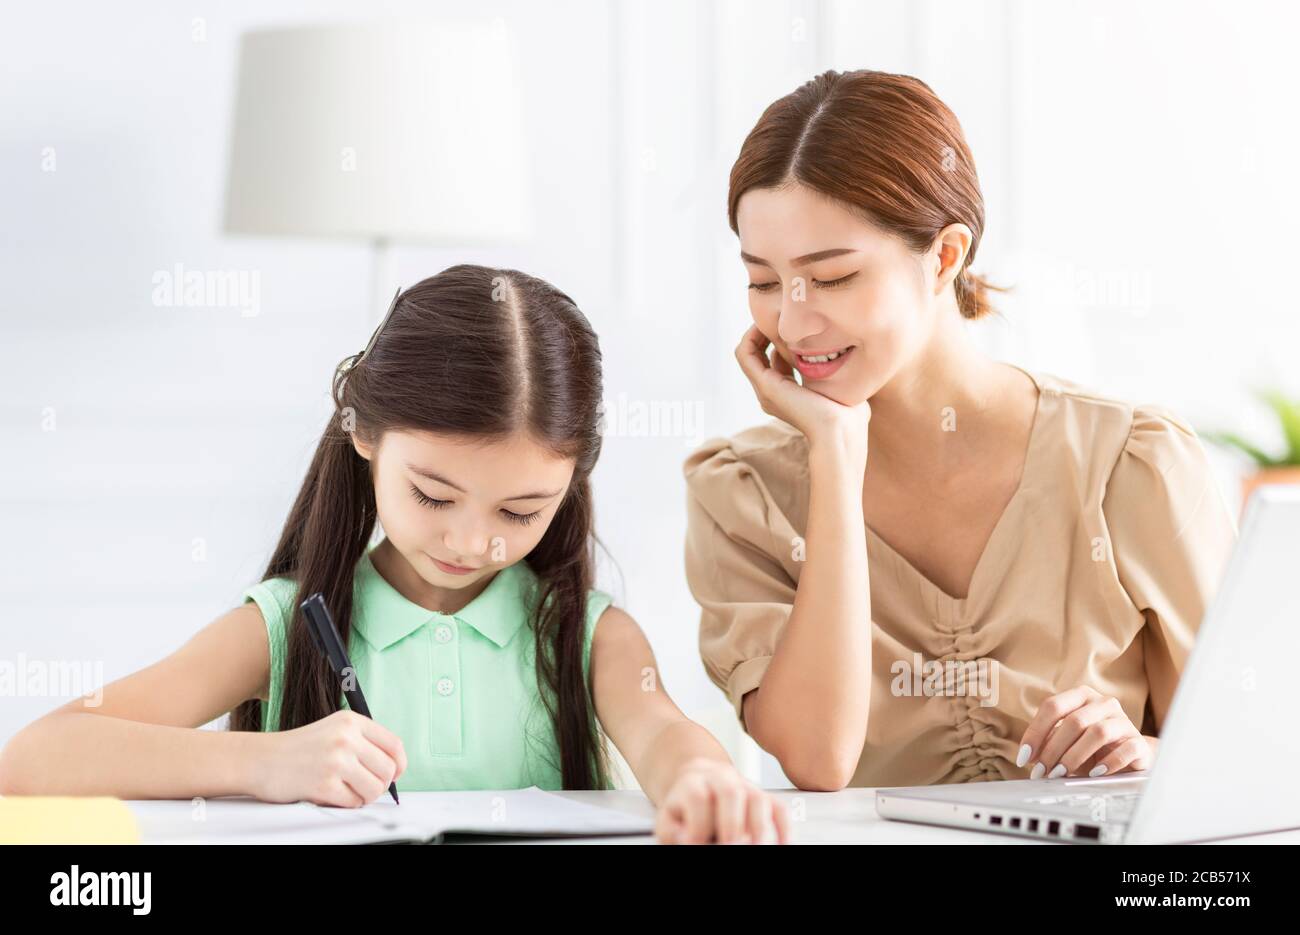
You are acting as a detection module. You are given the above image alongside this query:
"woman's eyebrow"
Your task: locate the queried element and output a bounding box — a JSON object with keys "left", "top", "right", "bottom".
{"left": 405, "top": 462, "right": 560, "bottom": 501}
{"left": 740, "top": 247, "right": 859, "bottom": 268}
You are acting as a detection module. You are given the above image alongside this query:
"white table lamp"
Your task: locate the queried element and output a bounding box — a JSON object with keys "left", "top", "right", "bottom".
{"left": 223, "top": 20, "right": 533, "bottom": 315}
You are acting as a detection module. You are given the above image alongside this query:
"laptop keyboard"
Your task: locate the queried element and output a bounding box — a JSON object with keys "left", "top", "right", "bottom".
{"left": 1024, "top": 792, "right": 1143, "bottom": 820}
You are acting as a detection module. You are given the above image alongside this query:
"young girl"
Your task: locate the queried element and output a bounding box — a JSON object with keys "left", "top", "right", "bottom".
{"left": 0, "top": 264, "right": 789, "bottom": 845}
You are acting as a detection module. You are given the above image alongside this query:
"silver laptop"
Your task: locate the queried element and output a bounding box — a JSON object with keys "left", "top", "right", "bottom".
{"left": 877, "top": 485, "right": 1300, "bottom": 844}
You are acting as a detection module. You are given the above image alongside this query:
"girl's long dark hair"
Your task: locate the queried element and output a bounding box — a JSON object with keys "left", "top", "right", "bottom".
{"left": 230, "top": 265, "right": 608, "bottom": 789}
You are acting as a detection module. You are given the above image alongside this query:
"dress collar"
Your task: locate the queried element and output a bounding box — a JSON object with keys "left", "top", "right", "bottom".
{"left": 353, "top": 548, "right": 534, "bottom": 651}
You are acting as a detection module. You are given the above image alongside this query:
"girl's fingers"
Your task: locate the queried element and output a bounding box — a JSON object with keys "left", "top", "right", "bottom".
{"left": 745, "top": 789, "right": 777, "bottom": 845}
{"left": 334, "top": 775, "right": 369, "bottom": 809}
{"left": 771, "top": 796, "right": 792, "bottom": 844}
{"left": 714, "top": 780, "right": 747, "bottom": 844}
{"left": 660, "top": 780, "right": 790, "bottom": 845}
{"left": 342, "top": 760, "right": 386, "bottom": 804}
{"left": 676, "top": 779, "right": 715, "bottom": 844}
{"left": 354, "top": 738, "right": 399, "bottom": 789}
{"left": 654, "top": 805, "right": 684, "bottom": 845}
{"left": 657, "top": 760, "right": 791, "bottom": 845}
{"left": 359, "top": 718, "right": 408, "bottom": 778}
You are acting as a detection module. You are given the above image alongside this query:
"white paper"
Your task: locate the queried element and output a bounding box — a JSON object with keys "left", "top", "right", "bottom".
{"left": 126, "top": 787, "right": 653, "bottom": 844}
{"left": 127, "top": 797, "right": 399, "bottom": 845}
{"left": 347, "top": 787, "right": 654, "bottom": 839}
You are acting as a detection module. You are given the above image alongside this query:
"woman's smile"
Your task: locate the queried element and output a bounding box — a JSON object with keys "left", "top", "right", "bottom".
{"left": 791, "top": 344, "right": 855, "bottom": 380}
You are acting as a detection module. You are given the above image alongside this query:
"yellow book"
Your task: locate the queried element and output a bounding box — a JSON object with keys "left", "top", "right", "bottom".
{"left": 0, "top": 796, "right": 140, "bottom": 844}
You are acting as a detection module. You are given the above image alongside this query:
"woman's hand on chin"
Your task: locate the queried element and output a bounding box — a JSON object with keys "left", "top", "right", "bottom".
{"left": 735, "top": 324, "right": 870, "bottom": 464}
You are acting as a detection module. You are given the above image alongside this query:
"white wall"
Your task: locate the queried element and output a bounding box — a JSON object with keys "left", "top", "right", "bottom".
{"left": 3, "top": 0, "right": 1295, "bottom": 788}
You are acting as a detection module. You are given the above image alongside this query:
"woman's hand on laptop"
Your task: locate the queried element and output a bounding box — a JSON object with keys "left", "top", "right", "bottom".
{"left": 1016, "top": 685, "right": 1157, "bottom": 780}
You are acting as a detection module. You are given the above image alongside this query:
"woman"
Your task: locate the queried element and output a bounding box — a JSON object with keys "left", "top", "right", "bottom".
{"left": 683, "top": 69, "right": 1237, "bottom": 791}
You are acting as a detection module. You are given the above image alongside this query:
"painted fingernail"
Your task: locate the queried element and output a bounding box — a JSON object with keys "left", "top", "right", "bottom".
{"left": 1016, "top": 743, "right": 1032, "bottom": 768}
{"left": 1048, "top": 763, "right": 1067, "bottom": 779}
{"left": 1089, "top": 764, "right": 1108, "bottom": 777}
{"left": 1030, "top": 762, "right": 1046, "bottom": 780}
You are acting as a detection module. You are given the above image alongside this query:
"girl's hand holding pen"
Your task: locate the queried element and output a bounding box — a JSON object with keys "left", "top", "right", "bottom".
{"left": 250, "top": 710, "right": 408, "bottom": 808}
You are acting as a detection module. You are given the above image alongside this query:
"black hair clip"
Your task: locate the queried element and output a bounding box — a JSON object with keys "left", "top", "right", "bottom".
{"left": 359, "top": 286, "right": 402, "bottom": 362}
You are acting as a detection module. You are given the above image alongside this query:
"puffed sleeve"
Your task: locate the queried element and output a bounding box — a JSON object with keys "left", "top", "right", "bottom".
{"left": 683, "top": 435, "right": 802, "bottom": 730}
{"left": 1102, "top": 404, "right": 1238, "bottom": 735}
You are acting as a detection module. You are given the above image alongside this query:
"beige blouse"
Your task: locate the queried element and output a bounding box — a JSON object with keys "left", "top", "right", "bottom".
{"left": 683, "top": 366, "right": 1238, "bottom": 787}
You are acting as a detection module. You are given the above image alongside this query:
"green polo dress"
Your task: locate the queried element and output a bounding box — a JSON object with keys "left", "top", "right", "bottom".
{"left": 240, "top": 547, "right": 614, "bottom": 790}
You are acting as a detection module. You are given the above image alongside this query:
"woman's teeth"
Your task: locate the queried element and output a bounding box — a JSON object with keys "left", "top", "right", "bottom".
{"left": 798, "top": 348, "right": 850, "bottom": 363}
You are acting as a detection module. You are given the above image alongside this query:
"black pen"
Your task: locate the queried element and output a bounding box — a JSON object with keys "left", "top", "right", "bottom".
{"left": 300, "top": 592, "right": 400, "bottom": 805}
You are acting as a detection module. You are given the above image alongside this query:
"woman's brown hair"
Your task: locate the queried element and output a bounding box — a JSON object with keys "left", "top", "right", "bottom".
{"left": 728, "top": 68, "right": 1006, "bottom": 320}
{"left": 229, "top": 264, "right": 608, "bottom": 790}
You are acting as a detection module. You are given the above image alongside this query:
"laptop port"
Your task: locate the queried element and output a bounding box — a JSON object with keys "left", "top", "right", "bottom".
{"left": 1009, "top": 817, "right": 1021, "bottom": 829}
{"left": 1028, "top": 818, "right": 1039, "bottom": 832}
{"left": 990, "top": 815, "right": 1003, "bottom": 826}
{"left": 1047, "top": 820, "right": 1060, "bottom": 836}
{"left": 1074, "top": 824, "right": 1101, "bottom": 840}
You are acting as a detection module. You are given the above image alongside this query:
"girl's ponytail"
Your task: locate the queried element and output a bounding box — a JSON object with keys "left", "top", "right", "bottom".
{"left": 528, "top": 476, "right": 608, "bottom": 790}
{"left": 229, "top": 357, "right": 377, "bottom": 733}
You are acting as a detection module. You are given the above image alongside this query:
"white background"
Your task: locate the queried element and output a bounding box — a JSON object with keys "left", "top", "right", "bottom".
{"left": 3, "top": 0, "right": 1297, "bottom": 787}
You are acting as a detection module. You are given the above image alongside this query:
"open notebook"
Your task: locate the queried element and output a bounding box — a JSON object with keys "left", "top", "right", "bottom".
{"left": 127, "top": 787, "right": 654, "bottom": 844}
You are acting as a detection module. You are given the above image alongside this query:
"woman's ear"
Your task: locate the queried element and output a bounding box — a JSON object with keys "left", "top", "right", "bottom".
{"left": 350, "top": 433, "right": 374, "bottom": 462}
{"left": 931, "top": 223, "right": 973, "bottom": 292}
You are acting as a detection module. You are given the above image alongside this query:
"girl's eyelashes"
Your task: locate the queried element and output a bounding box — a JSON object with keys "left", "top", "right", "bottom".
{"left": 409, "top": 483, "right": 542, "bottom": 526}
{"left": 746, "top": 272, "right": 859, "bottom": 293}
{"left": 409, "top": 484, "right": 451, "bottom": 509}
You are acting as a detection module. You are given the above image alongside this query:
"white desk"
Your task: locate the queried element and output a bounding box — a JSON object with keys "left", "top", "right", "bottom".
{"left": 124, "top": 787, "right": 1300, "bottom": 844}
{"left": 523, "top": 789, "right": 1300, "bottom": 845}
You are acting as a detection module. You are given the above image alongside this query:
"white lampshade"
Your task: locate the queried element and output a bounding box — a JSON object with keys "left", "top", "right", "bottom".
{"left": 223, "top": 20, "right": 533, "bottom": 244}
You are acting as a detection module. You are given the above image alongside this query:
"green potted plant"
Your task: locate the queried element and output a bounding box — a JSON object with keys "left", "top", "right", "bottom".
{"left": 1202, "top": 389, "right": 1300, "bottom": 507}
